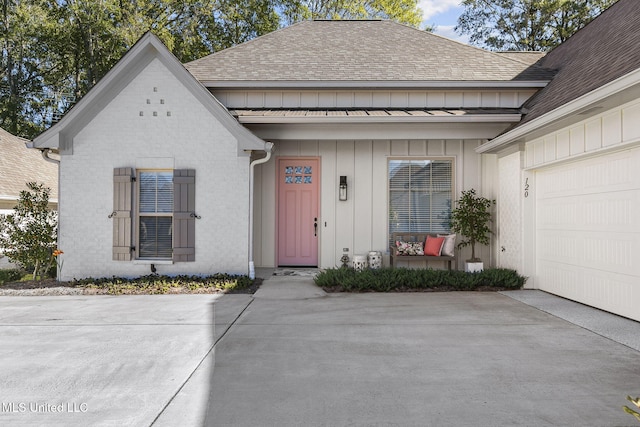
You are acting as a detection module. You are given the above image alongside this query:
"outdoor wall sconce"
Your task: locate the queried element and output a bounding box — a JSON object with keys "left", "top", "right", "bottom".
{"left": 339, "top": 176, "right": 348, "bottom": 201}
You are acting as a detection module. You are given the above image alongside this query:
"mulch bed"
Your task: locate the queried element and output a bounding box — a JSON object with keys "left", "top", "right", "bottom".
{"left": 1, "top": 278, "right": 263, "bottom": 295}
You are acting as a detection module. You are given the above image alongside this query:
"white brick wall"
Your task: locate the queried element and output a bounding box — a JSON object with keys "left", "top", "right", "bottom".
{"left": 58, "top": 59, "right": 251, "bottom": 280}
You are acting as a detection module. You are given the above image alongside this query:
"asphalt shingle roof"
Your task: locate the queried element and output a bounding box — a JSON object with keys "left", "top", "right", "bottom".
{"left": 518, "top": 0, "right": 640, "bottom": 125}
{"left": 185, "top": 20, "right": 553, "bottom": 83}
{"left": 0, "top": 128, "right": 58, "bottom": 201}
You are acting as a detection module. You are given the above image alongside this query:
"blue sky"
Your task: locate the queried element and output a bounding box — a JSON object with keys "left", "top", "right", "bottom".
{"left": 417, "top": 0, "right": 470, "bottom": 44}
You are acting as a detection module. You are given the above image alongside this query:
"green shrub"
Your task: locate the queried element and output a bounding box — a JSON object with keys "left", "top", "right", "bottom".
{"left": 314, "top": 267, "right": 526, "bottom": 292}
{"left": 70, "top": 274, "right": 254, "bottom": 295}
{"left": 0, "top": 269, "right": 24, "bottom": 285}
{"left": 0, "top": 183, "right": 58, "bottom": 279}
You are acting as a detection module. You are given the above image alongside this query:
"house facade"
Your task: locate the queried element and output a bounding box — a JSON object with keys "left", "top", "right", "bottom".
{"left": 186, "top": 20, "right": 551, "bottom": 272}
{"left": 29, "top": 0, "right": 640, "bottom": 321}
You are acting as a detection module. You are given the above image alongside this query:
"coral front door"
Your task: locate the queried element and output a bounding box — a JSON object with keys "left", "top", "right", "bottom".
{"left": 277, "top": 158, "right": 319, "bottom": 266}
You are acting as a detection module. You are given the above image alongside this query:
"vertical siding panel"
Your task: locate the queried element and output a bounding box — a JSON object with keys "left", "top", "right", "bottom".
{"left": 318, "top": 92, "right": 337, "bottom": 107}
{"left": 585, "top": 118, "right": 603, "bottom": 151}
{"left": 260, "top": 156, "right": 277, "bottom": 267}
{"left": 570, "top": 125, "right": 586, "bottom": 156}
{"left": 499, "top": 92, "right": 518, "bottom": 108}
{"left": 319, "top": 140, "right": 337, "bottom": 268}
{"left": 390, "top": 92, "right": 408, "bottom": 108}
{"left": 390, "top": 140, "right": 409, "bottom": 156}
{"left": 623, "top": 101, "right": 640, "bottom": 142}
{"left": 354, "top": 92, "right": 373, "bottom": 108}
{"left": 354, "top": 141, "right": 373, "bottom": 254}
{"left": 445, "top": 140, "right": 464, "bottom": 194}
{"left": 409, "top": 140, "right": 426, "bottom": 155}
{"left": 372, "top": 92, "right": 390, "bottom": 107}
{"left": 556, "top": 130, "right": 571, "bottom": 159}
{"left": 282, "top": 92, "right": 301, "bottom": 108}
{"left": 336, "top": 92, "right": 354, "bottom": 107}
{"left": 602, "top": 111, "right": 622, "bottom": 146}
{"left": 247, "top": 91, "right": 265, "bottom": 108}
{"left": 427, "top": 140, "right": 445, "bottom": 156}
{"left": 299, "top": 140, "right": 320, "bottom": 157}
{"left": 445, "top": 92, "right": 463, "bottom": 108}
{"left": 300, "top": 92, "right": 319, "bottom": 108}
{"left": 226, "top": 92, "right": 246, "bottom": 108}
{"left": 372, "top": 141, "right": 390, "bottom": 256}
{"left": 336, "top": 141, "right": 355, "bottom": 263}
{"left": 408, "top": 92, "right": 427, "bottom": 108}
{"left": 481, "top": 92, "right": 499, "bottom": 108}
{"left": 463, "top": 92, "right": 481, "bottom": 108}
{"left": 427, "top": 92, "right": 444, "bottom": 108}
{"left": 265, "top": 92, "right": 283, "bottom": 107}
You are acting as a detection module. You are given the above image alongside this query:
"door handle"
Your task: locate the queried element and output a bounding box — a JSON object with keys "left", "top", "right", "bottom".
{"left": 314, "top": 217, "right": 318, "bottom": 237}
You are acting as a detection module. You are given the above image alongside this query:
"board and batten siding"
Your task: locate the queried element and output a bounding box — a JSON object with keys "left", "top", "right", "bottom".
{"left": 524, "top": 99, "right": 640, "bottom": 168}
{"left": 252, "top": 139, "right": 495, "bottom": 270}
{"left": 213, "top": 90, "right": 537, "bottom": 109}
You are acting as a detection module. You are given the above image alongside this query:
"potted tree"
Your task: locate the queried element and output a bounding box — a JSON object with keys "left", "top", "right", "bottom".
{"left": 449, "top": 188, "right": 495, "bottom": 272}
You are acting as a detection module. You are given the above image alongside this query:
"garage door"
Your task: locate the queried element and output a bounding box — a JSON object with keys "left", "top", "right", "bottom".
{"left": 535, "top": 147, "right": 640, "bottom": 321}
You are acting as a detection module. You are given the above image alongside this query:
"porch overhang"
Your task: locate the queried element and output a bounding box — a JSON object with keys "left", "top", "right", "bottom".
{"left": 231, "top": 108, "right": 522, "bottom": 141}
{"left": 231, "top": 108, "right": 521, "bottom": 124}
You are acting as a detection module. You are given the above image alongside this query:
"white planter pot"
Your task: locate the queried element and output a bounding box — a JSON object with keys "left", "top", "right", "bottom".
{"left": 465, "top": 262, "right": 484, "bottom": 273}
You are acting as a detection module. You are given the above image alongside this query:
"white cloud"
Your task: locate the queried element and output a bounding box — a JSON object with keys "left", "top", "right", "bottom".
{"left": 433, "top": 25, "right": 471, "bottom": 45}
{"left": 418, "top": 0, "right": 462, "bottom": 21}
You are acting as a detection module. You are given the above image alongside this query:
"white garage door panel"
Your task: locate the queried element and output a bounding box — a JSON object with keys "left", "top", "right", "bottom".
{"left": 536, "top": 148, "right": 640, "bottom": 321}
{"left": 538, "top": 260, "right": 638, "bottom": 320}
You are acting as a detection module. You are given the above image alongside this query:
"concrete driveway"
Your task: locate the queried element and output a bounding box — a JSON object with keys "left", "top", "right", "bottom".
{"left": 1, "top": 277, "right": 639, "bottom": 426}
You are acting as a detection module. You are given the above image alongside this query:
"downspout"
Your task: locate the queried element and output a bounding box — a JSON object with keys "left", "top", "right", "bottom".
{"left": 40, "top": 149, "right": 60, "bottom": 165}
{"left": 248, "top": 141, "right": 274, "bottom": 279}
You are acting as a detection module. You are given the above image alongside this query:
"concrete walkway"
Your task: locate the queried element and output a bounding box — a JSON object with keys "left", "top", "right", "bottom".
{"left": 0, "top": 276, "right": 639, "bottom": 426}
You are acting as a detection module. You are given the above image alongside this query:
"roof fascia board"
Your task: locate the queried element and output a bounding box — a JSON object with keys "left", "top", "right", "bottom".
{"left": 477, "top": 67, "right": 640, "bottom": 154}
{"left": 236, "top": 114, "right": 522, "bottom": 124}
{"left": 200, "top": 80, "right": 550, "bottom": 90}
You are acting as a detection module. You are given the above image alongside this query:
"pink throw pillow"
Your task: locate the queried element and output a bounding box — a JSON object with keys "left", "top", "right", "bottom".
{"left": 424, "top": 236, "right": 445, "bottom": 256}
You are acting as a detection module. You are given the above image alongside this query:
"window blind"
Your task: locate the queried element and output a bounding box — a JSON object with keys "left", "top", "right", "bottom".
{"left": 139, "top": 171, "right": 173, "bottom": 259}
{"left": 389, "top": 159, "right": 453, "bottom": 238}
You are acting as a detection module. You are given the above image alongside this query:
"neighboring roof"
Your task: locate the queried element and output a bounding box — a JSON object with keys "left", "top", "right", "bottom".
{"left": 0, "top": 127, "right": 58, "bottom": 202}
{"left": 495, "top": 51, "right": 545, "bottom": 66}
{"left": 32, "top": 32, "right": 266, "bottom": 155}
{"left": 185, "top": 20, "right": 553, "bottom": 86}
{"left": 517, "top": 0, "right": 640, "bottom": 126}
{"left": 231, "top": 108, "right": 521, "bottom": 123}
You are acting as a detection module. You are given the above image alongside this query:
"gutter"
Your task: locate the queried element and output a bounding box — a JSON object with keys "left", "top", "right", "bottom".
{"left": 40, "top": 149, "right": 60, "bottom": 165}
{"left": 199, "top": 80, "right": 550, "bottom": 90}
{"left": 248, "top": 141, "right": 274, "bottom": 279}
{"left": 235, "top": 114, "right": 522, "bottom": 125}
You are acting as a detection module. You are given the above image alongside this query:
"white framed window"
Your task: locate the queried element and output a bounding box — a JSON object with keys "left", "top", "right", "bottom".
{"left": 112, "top": 168, "right": 196, "bottom": 262}
{"left": 388, "top": 158, "right": 454, "bottom": 239}
{"left": 137, "top": 171, "right": 173, "bottom": 259}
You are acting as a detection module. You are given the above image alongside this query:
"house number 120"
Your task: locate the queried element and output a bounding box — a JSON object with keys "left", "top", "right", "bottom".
{"left": 524, "top": 178, "right": 530, "bottom": 198}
